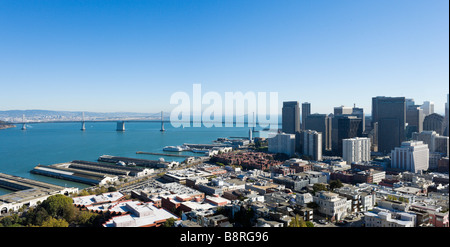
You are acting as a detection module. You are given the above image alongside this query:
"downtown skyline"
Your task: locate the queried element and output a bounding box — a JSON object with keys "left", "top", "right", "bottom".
{"left": 0, "top": 0, "right": 448, "bottom": 114}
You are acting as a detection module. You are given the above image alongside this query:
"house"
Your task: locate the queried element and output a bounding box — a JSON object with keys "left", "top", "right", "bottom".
{"left": 313, "top": 191, "right": 350, "bottom": 221}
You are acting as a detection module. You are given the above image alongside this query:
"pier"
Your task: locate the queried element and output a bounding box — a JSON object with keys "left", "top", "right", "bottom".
{"left": 0, "top": 173, "right": 78, "bottom": 215}
{"left": 136, "top": 151, "right": 194, "bottom": 158}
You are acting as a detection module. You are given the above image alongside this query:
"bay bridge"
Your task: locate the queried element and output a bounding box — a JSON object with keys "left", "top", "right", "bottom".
{"left": 8, "top": 112, "right": 278, "bottom": 131}
{"left": 12, "top": 112, "right": 168, "bottom": 132}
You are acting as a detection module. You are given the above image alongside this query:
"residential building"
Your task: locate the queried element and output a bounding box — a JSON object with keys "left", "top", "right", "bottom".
{"left": 273, "top": 172, "right": 327, "bottom": 192}
{"left": 268, "top": 133, "right": 296, "bottom": 157}
{"left": 364, "top": 207, "right": 416, "bottom": 227}
{"left": 313, "top": 191, "right": 350, "bottom": 221}
{"left": 335, "top": 186, "right": 376, "bottom": 213}
{"left": 342, "top": 137, "right": 371, "bottom": 165}
{"left": 298, "top": 130, "right": 323, "bottom": 161}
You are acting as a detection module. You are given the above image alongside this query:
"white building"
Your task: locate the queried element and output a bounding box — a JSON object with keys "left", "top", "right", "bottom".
{"left": 391, "top": 141, "right": 429, "bottom": 173}
{"left": 295, "top": 193, "right": 313, "bottom": 206}
{"left": 268, "top": 133, "right": 296, "bottom": 157}
{"left": 313, "top": 191, "right": 350, "bottom": 221}
{"left": 342, "top": 137, "right": 371, "bottom": 165}
{"left": 302, "top": 130, "right": 323, "bottom": 161}
{"left": 364, "top": 207, "right": 416, "bottom": 227}
{"left": 421, "top": 101, "right": 435, "bottom": 116}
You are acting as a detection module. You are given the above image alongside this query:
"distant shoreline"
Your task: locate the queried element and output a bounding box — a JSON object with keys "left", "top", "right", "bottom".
{"left": 0, "top": 124, "right": 16, "bottom": 130}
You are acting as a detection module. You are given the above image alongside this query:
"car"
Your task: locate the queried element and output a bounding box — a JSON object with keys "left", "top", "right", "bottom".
{"left": 318, "top": 219, "right": 328, "bottom": 224}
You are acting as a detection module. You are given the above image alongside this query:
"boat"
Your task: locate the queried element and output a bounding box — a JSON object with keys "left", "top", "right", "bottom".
{"left": 163, "top": 146, "right": 184, "bottom": 152}
{"left": 191, "top": 148, "right": 210, "bottom": 153}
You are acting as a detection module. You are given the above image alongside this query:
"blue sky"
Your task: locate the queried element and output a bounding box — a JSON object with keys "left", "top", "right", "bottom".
{"left": 0, "top": 0, "right": 448, "bottom": 114}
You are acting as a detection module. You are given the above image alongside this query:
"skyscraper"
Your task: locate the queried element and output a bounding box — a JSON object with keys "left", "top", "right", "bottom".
{"left": 282, "top": 101, "right": 300, "bottom": 134}
{"left": 301, "top": 102, "right": 311, "bottom": 131}
{"left": 342, "top": 137, "right": 371, "bottom": 165}
{"left": 304, "top": 114, "right": 331, "bottom": 151}
{"left": 334, "top": 116, "right": 363, "bottom": 156}
{"left": 334, "top": 105, "right": 353, "bottom": 116}
{"left": 406, "top": 105, "right": 424, "bottom": 139}
{"left": 423, "top": 113, "right": 445, "bottom": 136}
{"left": 412, "top": 131, "right": 449, "bottom": 156}
{"left": 421, "top": 101, "right": 435, "bottom": 116}
{"left": 445, "top": 94, "right": 449, "bottom": 137}
{"left": 372, "top": 97, "right": 406, "bottom": 154}
{"left": 351, "top": 106, "right": 365, "bottom": 133}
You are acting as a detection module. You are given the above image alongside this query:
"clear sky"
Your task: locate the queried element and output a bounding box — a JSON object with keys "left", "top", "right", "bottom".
{"left": 0, "top": 0, "right": 448, "bottom": 115}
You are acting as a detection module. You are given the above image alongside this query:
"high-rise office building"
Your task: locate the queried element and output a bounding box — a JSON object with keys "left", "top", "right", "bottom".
{"left": 406, "top": 105, "right": 424, "bottom": 139}
{"left": 412, "top": 131, "right": 449, "bottom": 156}
{"left": 352, "top": 106, "right": 365, "bottom": 133}
{"left": 372, "top": 97, "right": 406, "bottom": 154}
{"left": 334, "top": 116, "right": 363, "bottom": 156}
{"left": 299, "top": 130, "right": 323, "bottom": 161}
{"left": 334, "top": 106, "right": 353, "bottom": 116}
{"left": 421, "top": 101, "right": 435, "bottom": 116}
{"left": 391, "top": 141, "right": 429, "bottom": 173}
{"left": 342, "top": 137, "right": 371, "bottom": 165}
{"left": 282, "top": 101, "right": 300, "bottom": 134}
{"left": 301, "top": 102, "right": 311, "bottom": 131}
{"left": 445, "top": 94, "right": 449, "bottom": 137}
{"left": 423, "top": 113, "right": 445, "bottom": 136}
{"left": 304, "top": 114, "right": 331, "bottom": 151}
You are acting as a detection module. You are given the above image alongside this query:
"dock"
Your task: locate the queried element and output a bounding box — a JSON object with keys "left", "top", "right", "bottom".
{"left": 0, "top": 173, "right": 78, "bottom": 216}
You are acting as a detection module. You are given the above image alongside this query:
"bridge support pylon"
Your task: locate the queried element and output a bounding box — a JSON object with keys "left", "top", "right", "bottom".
{"left": 116, "top": 121, "right": 125, "bottom": 131}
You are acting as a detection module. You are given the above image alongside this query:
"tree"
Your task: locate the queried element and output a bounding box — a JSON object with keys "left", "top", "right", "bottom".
{"left": 75, "top": 210, "right": 100, "bottom": 227}
{"left": 39, "top": 194, "right": 75, "bottom": 223}
{"left": 162, "top": 217, "right": 176, "bottom": 227}
{"left": 305, "top": 221, "right": 314, "bottom": 227}
{"left": 25, "top": 206, "right": 49, "bottom": 226}
{"left": 41, "top": 217, "right": 69, "bottom": 227}
{"left": 329, "top": 180, "right": 343, "bottom": 191}
{"left": 288, "top": 214, "right": 307, "bottom": 227}
{"left": 312, "top": 183, "right": 328, "bottom": 194}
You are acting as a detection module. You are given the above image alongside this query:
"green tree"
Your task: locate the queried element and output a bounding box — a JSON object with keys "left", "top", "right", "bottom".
{"left": 288, "top": 214, "right": 307, "bottom": 227}
{"left": 330, "top": 180, "right": 343, "bottom": 191}
{"left": 305, "top": 221, "right": 314, "bottom": 227}
{"left": 39, "top": 194, "right": 75, "bottom": 222}
{"left": 25, "top": 206, "right": 50, "bottom": 226}
{"left": 41, "top": 217, "right": 69, "bottom": 227}
{"left": 312, "top": 183, "right": 328, "bottom": 194}
{"left": 162, "top": 217, "right": 177, "bottom": 227}
{"left": 75, "top": 210, "right": 99, "bottom": 226}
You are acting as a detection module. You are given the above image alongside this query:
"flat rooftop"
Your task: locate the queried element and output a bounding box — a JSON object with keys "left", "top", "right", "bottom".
{"left": 0, "top": 173, "right": 69, "bottom": 204}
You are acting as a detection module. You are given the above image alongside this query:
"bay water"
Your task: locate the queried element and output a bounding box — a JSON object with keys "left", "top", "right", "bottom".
{"left": 0, "top": 122, "right": 252, "bottom": 195}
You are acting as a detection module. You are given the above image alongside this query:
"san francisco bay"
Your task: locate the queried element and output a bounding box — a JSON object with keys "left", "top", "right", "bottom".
{"left": 0, "top": 121, "right": 253, "bottom": 195}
